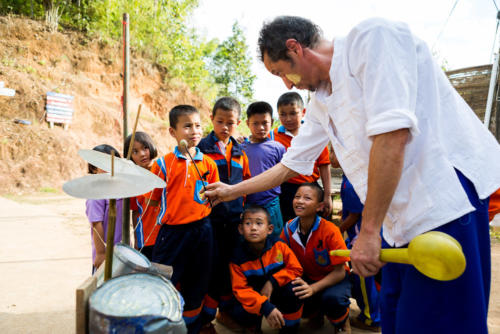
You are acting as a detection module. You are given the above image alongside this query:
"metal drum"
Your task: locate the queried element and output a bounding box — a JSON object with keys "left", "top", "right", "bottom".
{"left": 97, "top": 243, "right": 151, "bottom": 287}
{"left": 89, "top": 273, "right": 186, "bottom": 334}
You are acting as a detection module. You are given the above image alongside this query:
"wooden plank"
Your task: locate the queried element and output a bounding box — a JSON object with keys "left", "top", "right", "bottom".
{"left": 75, "top": 275, "right": 97, "bottom": 334}
{"left": 76, "top": 264, "right": 103, "bottom": 334}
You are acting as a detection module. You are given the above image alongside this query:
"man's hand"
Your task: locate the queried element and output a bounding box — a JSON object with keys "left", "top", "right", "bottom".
{"left": 260, "top": 280, "right": 273, "bottom": 298}
{"left": 203, "top": 182, "right": 237, "bottom": 206}
{"left": 266, "top": 308, "right": 285, "bottom": 329}
{"left": 349, "top": 228, "right": 384, "bottom": 277}
{"left": 292, "top": 277, "right": 315, "bottom": 299}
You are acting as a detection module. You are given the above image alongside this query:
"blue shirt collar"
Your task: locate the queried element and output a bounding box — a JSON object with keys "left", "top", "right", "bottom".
{"left": 289, "top": 215, "right": 321, "bottom": 234}
{"left": 174, "top": 146, "right": 203, "bottom": 161}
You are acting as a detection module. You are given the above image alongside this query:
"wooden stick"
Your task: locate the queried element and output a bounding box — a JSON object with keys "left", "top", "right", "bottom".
{"left": 104, "top": 151, "right": 116, "bottom": 282}
{"left": 126, "top": 104, "right": 142, "bottom": 160}
{"left": 104, "top": 199, "right": 116, "bottom": 282}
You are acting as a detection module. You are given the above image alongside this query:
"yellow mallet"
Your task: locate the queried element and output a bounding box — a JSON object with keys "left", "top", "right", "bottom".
{"left": 330, "top": 231, "right": 466, "bottom": 281}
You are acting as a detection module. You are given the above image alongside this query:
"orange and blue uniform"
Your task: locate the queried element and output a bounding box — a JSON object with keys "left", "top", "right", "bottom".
{"left": 150, "top": 146, "right": 219, "bottom": 334}
{"left": 489, "top": 188, "right": 500, "bottom": 222}
{"left": 129, "top": 163, "right": 164, "bottom": 260}
{"left": 281, "top": 215, "right": 351, "bottom": 328}
{"left": 228, "top": 237, "right": 304, "bottom": 331}
{"left": 130, "top": 190, "right": 162, "bottom": 260}
{"left": 197, "top": 132, "right": 252, "bottom": 322}
{"left": 272, "top": 125, "right": 331, "bottom": 222}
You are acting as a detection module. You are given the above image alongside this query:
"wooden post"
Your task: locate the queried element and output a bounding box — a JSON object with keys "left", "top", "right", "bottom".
{"left": 104, "top": 152, "right": 116, "bottom": 282}
{"left": 104, "top": 198, "right": 116, "bottom": 282}
{"left": 122, "top": 13, "right": 131, "bottom": 245}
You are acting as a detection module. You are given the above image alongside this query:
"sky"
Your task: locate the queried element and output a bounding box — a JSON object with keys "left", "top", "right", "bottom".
{"left": 191, "top": 0, "right": 499, "bottom": 109}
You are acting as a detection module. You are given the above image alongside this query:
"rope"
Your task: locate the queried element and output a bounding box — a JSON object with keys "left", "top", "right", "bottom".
{"left": 432, "top": 0, "right": 461, "bottom": 52}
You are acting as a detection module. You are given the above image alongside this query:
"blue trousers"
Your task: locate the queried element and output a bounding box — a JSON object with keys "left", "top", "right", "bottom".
{"left": 302, "top": 273, "right": 351, "bottom": 327}
{"left": 380, "top": 171, "right": 490, "bottom": 334}
{"left": 200, "top": 214, "right": 241, "bottom": 325}
{"left": 152, "top": 218, "right": 214, "bottom": 334}
{"left": 227, "top": 282, "right": 303, "bottom": 331}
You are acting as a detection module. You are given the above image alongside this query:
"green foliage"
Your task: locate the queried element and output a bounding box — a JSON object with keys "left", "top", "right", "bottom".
{"left": 210, "top": 22, "right": 255, "bottom": 108}
{"left": 0, "top": 0, "right": 255, "bottom": 104}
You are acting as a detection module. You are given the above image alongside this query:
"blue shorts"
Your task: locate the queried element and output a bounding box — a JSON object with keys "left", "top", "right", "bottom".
{"left": 380, "top": 170, "right": 490, "bottom": 334}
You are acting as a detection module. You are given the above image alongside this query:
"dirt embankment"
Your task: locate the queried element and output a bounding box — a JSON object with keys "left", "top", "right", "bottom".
{"left": 0, "top": 16, "right": 211, "bottom": 195}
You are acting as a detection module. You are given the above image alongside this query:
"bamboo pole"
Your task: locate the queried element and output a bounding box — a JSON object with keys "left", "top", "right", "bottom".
{"left": 104, "top": 151, "right": 116, "bottom": 282}
{"left": 126, "top": 104, "right": 142, "bottom": 160}
{"left": 122, "top": 13, "right": 131, "bottom": 245}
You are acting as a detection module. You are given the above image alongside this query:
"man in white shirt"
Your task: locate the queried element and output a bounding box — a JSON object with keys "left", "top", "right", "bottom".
{"left": 205, "top": 16, "right": 500, "bottom": 333}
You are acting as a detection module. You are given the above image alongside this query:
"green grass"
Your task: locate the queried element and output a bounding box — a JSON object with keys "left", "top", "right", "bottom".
{"left": 491, "top": 226, "right": 500, "bottom": 242}
{"left": 39, "top": 187, "right": 57, "bottom": 193}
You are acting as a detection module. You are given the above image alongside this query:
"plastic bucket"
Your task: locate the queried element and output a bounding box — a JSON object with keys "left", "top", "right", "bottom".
{"left": 97, "top": 243, "right": 151, "bottom": 287}
{"left": 89, "top": 273, "right": 186, "bottom": 334}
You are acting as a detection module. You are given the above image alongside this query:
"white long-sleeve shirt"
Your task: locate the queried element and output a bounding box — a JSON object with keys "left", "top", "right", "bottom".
{"left": 281, "top": 18, "right": 500, "bottom": 247}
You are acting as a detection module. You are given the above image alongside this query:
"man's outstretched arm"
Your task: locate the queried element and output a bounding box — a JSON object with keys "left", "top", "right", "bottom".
{"left": 204, "top": 163, "right": 298, "bottom": 205}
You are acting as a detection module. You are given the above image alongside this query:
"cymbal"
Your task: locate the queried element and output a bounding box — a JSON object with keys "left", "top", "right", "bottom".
{"left": 78, "top": 149, "right": 166, "bottom": 189}
{"left": 63, "top": 173, "right": 160, "bottom": 199}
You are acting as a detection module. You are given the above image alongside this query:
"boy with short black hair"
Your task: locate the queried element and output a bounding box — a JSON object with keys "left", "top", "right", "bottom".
{"left": 274, "top": 92, "right": 332, "bottom": 222}
{"left": 150, "top": 104, "right": 220, "bottom": 334}
{"left": 281, "top": 182, "right": 351, "bottom": 333}
{"left": 197, "top": 97, "right": 252, "bottom": 330}
{"left": 243, "top": 101, "right": 286, "bottom": 238}
{"left": 225, "top": 205, "right": 304, "bottom": 333}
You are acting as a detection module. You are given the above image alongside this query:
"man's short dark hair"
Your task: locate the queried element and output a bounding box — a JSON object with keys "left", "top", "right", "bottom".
{"left": 246, "top": 101, "right": 273, "bottom": 120}
{"left": 212, "top": 97, "right": 242, "bottom": 118}
{"left": 169, "top": 105, "right": 199, "bottom": 129}
{"left": 277, "top": 92, "right": 304, "bottom": 110}
{"left": 258, "top": 16, "right": 322, "bottom": 62}
{"left": 241, "top": 204, "right": 271, "bottom": 225}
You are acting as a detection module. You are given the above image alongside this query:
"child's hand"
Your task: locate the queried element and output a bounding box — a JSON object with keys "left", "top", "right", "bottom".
{"left": 266, "top": 308, "right": 285, "bottom": 329}
{"left": 292, "top": 277, "right": 315, "bottom": 299}
{"left": 260, "top": 280, "right": 273, "bottom": 298}
{"left": 94, "top": 253, "right": 105, "bottom": 270}
{"left": 236, "top": 136, "right": 247, "bottom": 144}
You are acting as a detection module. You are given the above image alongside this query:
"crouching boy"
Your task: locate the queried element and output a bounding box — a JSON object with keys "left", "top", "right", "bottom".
{"left": 225, "top": 205, "right": 303, "bottom": 333}
{"left": 281, "top": 183, "right": 351, "bottom": 333}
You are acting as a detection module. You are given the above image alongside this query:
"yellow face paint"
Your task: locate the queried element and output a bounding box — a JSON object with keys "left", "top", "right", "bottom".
{"left": 285, "top": 73, "right": 301, "bottom": 85}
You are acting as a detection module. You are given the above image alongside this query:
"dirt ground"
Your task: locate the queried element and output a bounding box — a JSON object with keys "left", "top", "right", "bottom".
{"left": 0, "top": 193, "right": 499, "bottom": 334}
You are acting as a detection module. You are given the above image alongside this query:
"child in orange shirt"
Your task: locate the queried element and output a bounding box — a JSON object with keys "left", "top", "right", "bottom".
{"left": 225, "top": 205, "right": 304, "bottom": 334}
{"left": 273, "top": 92, "right": 332, "bottom": 222}
{"left": 281, "top": 183, "right": 351, "bottom": 332}
{"left": 150, "top": 105, "right": 220, "bottom": 334}
{"left": 123, "top": 131, "right": 161, "bottom": 260}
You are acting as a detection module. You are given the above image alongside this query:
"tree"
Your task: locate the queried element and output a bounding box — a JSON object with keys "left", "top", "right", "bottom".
{"left": 210, "top": 22, "right": 255, "bottom": 108}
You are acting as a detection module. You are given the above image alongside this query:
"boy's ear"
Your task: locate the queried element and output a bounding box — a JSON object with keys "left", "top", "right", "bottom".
{"left": 317, "top": 201, "right": 325, "bottom": 213}
{"left": 238, "top": 224, "right": 244, "bottom": 236}
{"left": 246, "top": 118, "right": 250, "bottom": 127}
{"left": 210, "top": 114, "right": 214, "bottom": 121}
{"left": 301, "top": 108, "right": 306, "bottom": 118}
{"left": 168, "top": 127, "right": 176, "bottom": 138}
{"left": 267, "top": 223, "right": 274, "bottom": 235}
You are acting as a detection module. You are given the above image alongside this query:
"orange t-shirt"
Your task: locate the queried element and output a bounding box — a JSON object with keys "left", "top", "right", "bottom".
{"left": 273, "top": 126, "right": 330, "bottom": 184}
{"left": 281, "top": 215, "right": 349, "bottom": 281}
{"left": 150, "top": 147, "right": 219, "bottom": 225}
{"left": 489, "top": 188, "right": 500, "bottom": 222}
